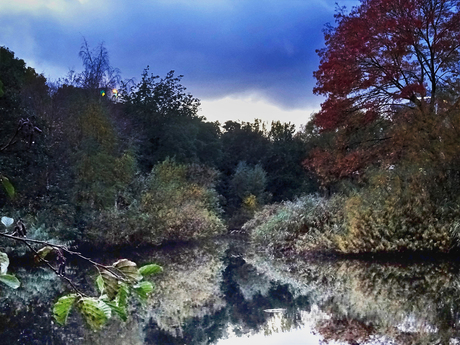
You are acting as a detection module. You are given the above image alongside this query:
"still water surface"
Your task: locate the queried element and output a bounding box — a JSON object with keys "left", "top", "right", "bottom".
{"left": 1, "top": 238, "right": 460, "bottom": 344}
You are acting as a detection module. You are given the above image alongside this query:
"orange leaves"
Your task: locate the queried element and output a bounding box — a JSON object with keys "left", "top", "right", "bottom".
{"left": 304, "top": 148, "right": 368, "bottom": 187}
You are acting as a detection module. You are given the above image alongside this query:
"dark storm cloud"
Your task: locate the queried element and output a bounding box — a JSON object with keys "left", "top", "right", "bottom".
{"left": 0, "top": 0, "right": 360, "bottom": 109}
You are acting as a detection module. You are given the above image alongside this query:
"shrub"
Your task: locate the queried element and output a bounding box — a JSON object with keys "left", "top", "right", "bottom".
{"left": 246, "top": 194, "right": 346, "bottom": 253}
{"left": 335, "top": 168, "right": 459, "bottom": 254}
{"left": 247, "top": 167, "right": 460, "bottom": 255}
{"left": 86, "top": 159, "right": 225, "bottom": 246}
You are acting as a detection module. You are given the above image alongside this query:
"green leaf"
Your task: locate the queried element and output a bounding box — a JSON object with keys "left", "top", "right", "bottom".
{"left": 0, "top": 252, "right": 9, "bottom": 275}
{"left": 113, "top": 259, "right": 141, "bottom": 283}
{"left": 95, "top": 275, "right": 104, "bottom": 295}
{"left": 35, "top": 246, "right": 54, "bottom": 262}
{"left": 99, "top": 268, "right": 120, "bottom": 300}
{"left": 53, "top": 294, "right": 78, "bottom": 326}
{"left": 0, "top": 176, "right": 15, "bottom": 199}
{"left": 0, "top": 274, "right": 20, "bottom": 289}
{"left": 97, "top": 300, "right": 112, "bottom": 319}
{"left": 77, "top": 297, "right": 110, "bottom": 330}
{"left": 116, "top": 283, "right": 129, "bottom": 309}
{"left": 138, "top": 264, "right": 162, "bottom": 277}
{"left": 105, "top": 301, "right": 128, "bottom": 321}
{"left": 133, "top": 281, "right": 154, "bottom": 302}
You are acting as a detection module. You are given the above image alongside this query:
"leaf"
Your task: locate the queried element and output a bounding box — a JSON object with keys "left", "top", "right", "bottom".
{"left": 95, "top": 275, "right": 104, "bottom": 295}
{"left": 138, "top": 264, "right": 162, "bottom": 277}
{"left": 0, "top": 176, "right": 15, "bottom": 199}
{"left": 97, "top": 300, "right": 112, "bottom": 319}
{"left": 99, "top": 268, "right": 120, "bottom": 300}
{"left": 116, "top": 283, "right": 129, "bottom": 309}
{"left": 113, "top": 259, "right": 141, "bottom": 283}
{"left": 0, "top": 274, "right": 20, "bottom": 289}
{"left": 0, "top": 252, "right": 9, "bottom": 275}
{"left": 105, "top": 301, "right": 127, "bottom": 321}
{"left": 133, "top": 281, "right": 154, "bottom": 302}
{"left": 53, "top": 294, "right": 78, "bottom": 326}
{"left": 1, "top": 216, "right": 14, "bottom": 228}
{"left": 35, "top": 246, "right": 54, "bottom": 263}
{"left": 77, "top": 297, "right": 110, "bottom": 330}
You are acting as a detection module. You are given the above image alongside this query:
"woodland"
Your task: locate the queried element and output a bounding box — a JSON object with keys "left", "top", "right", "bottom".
{"left": 2, "top": 0, "right": 460, "bottom": 332}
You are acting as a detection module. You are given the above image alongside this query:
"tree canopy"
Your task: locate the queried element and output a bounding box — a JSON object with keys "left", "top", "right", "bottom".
{"left": 305, "top": 0, "right": 460, "bottom": 190}
{"left": 314, "top": 0, "right": 460, "bottom": 131}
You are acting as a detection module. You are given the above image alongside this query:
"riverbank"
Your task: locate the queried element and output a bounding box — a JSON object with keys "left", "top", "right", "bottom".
{"left": 244, "top": 193, "right": 460, "bottom": 257}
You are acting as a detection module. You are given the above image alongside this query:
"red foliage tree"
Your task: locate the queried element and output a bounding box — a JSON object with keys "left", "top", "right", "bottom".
{"left": 314, "top": 0, "right": 460, "bottom": 131}
{"left": 306, "top": 0, "right": 460, "bottom": 188}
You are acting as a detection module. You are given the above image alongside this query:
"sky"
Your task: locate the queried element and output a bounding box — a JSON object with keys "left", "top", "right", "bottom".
{"left": 0, "top": 0, "right": 360, "bottom": 130}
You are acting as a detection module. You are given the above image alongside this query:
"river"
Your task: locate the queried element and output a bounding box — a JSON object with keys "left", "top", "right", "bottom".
{"left": 1, "top": 237, "right": 460, "bottom": 344}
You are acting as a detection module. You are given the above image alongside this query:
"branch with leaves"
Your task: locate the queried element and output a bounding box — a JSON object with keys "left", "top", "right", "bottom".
{"left": 0, "top": 217, "right": 162, "bottom": 330}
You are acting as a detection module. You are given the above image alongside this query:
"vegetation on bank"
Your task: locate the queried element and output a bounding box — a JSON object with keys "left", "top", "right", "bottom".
{"left": 85, "top": 159, "right": 225, "bottom": 247}
{"left": 247, "top": 166, "right": 460, "bottom": 255}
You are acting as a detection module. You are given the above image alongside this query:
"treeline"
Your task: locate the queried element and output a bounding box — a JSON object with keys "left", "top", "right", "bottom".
{"left": 0, "top": 44, "right": 318, "bottom": 247}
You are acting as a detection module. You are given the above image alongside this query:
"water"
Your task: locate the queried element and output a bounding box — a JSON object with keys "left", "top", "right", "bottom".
{"left": 1, "top": 237, "right": 460, "bottom": 344}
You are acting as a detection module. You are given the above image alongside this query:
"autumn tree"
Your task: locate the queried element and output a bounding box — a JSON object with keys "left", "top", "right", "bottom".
{"left": 307, "top": 0, "right": 460, "bottom": 187}
{"left": 315, "top": 0, "right": 460, "bottom": 127}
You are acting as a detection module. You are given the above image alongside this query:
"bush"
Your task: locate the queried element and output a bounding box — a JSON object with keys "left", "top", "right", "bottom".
{"left": 335, "top": 168, "right": 459, "bottom": 254}
{"left": 247, "top": 166, "right": 460, "bottom": 255}
{"left": 246, "top": 194, "right": 346, "bottom": 253}
{"left": 86, "top": 159, "right": 225, "bottom": 247}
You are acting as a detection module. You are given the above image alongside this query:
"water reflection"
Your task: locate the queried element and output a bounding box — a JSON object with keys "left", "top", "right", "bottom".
{"left": 1, "top": 239, "right": 460, "bottom": 344}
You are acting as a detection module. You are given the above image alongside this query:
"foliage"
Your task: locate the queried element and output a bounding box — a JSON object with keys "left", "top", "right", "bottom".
{"left": 86, "top": 159, "right": 225, "bottom": 246}
{"left": 61, "top": 39, "right": 121, "bottom": 97}
{"left": 264, "top": 121, "right": 316, "bottom": 201}
{"left": 0, "top": 252, "right": 20, "bottom": 289}
{"left": 230, "top": 162, "right": 268, "bottom": 205}
{"left": 314, "top": 0, "right": 460, "bottom": 131}
{"left": 335, "top": 167, "right": 460, "bottom": 254}
{"left": 120, "top": 68, "right": 217, "bottom": 170}
{"left": 307, "top": 0, "right": 460, "bottom": 192}
{"left": 0, "top": 176, "right": 15, "bottom": 199}
{"left": 246, "top": 195, "right": 345, "bottom": 253}
{"left": 248, "top": 165, "right": 460, "bottom": 254}
{"left": 219, "top": 120, "right": 318, "bottom": 223}
{"left": 53, "top": 259, "right": 161, "bottom": 330}
{"left": 225, "top": 161, "right": 270, "bottom": 228}
{"left": 0, "top": 47, "right": 49, "bottom": 211}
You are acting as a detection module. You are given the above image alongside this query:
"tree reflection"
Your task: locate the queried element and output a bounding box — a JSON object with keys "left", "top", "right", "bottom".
{"left": 4, "top": 240, "right": 460, "bottom": 344}
{"left": 248, "top": 254, "right": 460, "bottom": 345}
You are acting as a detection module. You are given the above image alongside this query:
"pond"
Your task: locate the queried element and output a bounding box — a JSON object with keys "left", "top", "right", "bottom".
{"left": 1, "top": 237, "right": 460, "bottom": 344}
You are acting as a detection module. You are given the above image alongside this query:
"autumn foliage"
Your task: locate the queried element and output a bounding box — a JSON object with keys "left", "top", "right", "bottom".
{"left": 314, "top": 0, "right": 460, "bottom": 126}
{"left": 306, "top": 0, "right": 460, "bottom": 187}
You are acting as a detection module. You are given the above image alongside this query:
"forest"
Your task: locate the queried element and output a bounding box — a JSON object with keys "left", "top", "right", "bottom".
{"left": 2, "top": 0, "right": 460, "bottom": 333}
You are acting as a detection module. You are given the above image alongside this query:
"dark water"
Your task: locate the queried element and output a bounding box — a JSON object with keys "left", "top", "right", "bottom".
{"left": 1, "top": 238, "right": 460, "bottom": 344}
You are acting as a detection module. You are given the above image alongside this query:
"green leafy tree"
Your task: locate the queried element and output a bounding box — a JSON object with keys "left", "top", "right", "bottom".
{"left": 120, "top": 68, "right": 219, "bottom": 170}
{"left": 263, "top": 121, "right": 317, "bottom": 201}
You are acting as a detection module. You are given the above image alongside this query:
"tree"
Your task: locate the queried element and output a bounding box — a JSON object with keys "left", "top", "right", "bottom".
{"left": 77, "top": 39, "right": 121, "bottom": 92}
{"left": 306, "top": 0, "right": 460, "bottom": 188}
{"left": 263, "top": 121, "right": 316, "bottom": 201}
{"left": 120, "top": 68, "right": 210, "bottom": 171}
{"left": 314, "top": 0, "right": 460, "bottom": 131}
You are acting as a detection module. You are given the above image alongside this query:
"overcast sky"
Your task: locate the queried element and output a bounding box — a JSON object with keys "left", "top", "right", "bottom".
{"left": 0, "top": 0, "right": 360, "bottom": 129}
